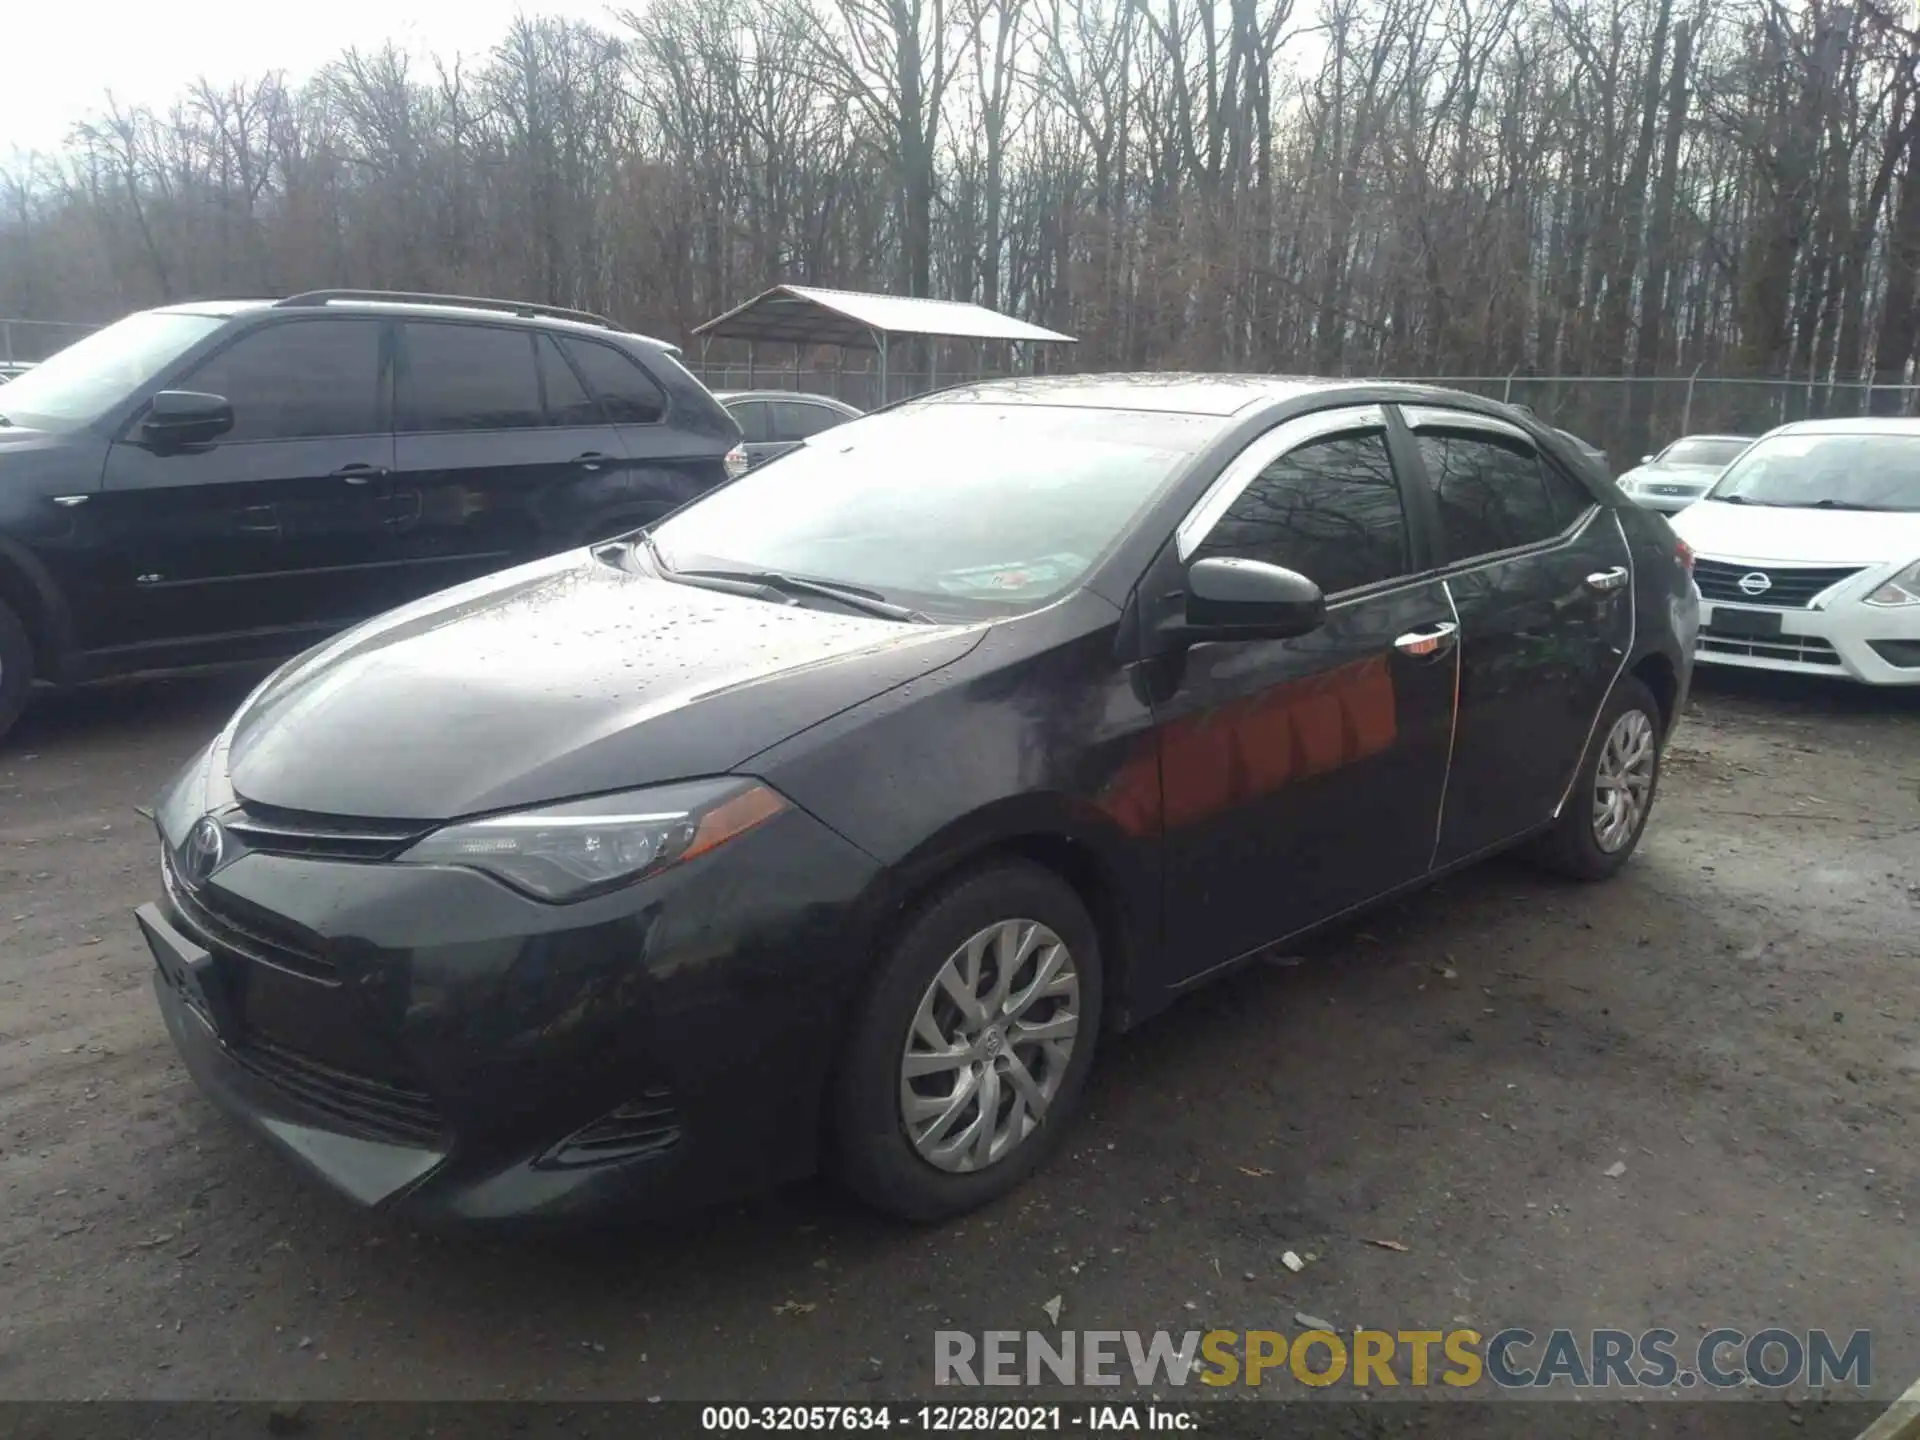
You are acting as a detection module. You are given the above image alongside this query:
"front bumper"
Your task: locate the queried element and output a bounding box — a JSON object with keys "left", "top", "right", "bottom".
{"left": 1694, "top": 597, "right": 1920, "bottom": 685}
{"left": 139, "top": 801, "right": 883, "bottom": 1223}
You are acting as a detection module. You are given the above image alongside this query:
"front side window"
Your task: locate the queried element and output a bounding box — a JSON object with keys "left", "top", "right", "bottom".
{"left": 400, "top": 323, "right": 544, "bottom": 432}
{"left": 1189, "top": 430, "right": 1410, "bottom": 595}
{"left": 1417, "top": 428, "right": 1581, "bottom": 560}
{"left": 652, "top": 403, "right": 1221, "bottom": 618}
{"left": 1707, "top": 433, "right": 1920, "bottom": 512}
{"left": 0, "top": 311, "right": 224, "bottom": 431}
{"left": 774, "top": 401, "right": 846, "bottom": 441}
{"left": 181, "top": 319, "right": 383, "bottom": 442}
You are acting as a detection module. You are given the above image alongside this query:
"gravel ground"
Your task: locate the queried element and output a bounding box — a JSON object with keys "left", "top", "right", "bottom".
{"left": 1, "top": 666, "right": 1916, "bottom": 1422}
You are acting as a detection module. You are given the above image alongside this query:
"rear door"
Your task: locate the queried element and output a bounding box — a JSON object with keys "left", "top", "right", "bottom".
{"left": 1398, "top": 406, "right": 1633, "bottom": 864}
{"left": 1151, "top": 406, "right": 1461, "bottom": 980}
{"left": 93, "top": 317, "right": 396, "bottom": 653}
{"left": 387, "top": 320, "right": 623, "bottom": 587}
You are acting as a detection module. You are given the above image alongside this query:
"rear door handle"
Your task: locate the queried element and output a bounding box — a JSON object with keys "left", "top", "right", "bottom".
{"left": 332, "top": 463, "right": 387, "bottom": 486}
{"left": 574, "top": 452, "right": 611, "bottom": 472}
{"left": 1586, "top": 566, "right": 1629, "bottom": 593}
{"left": 1393, "top": 620, "right": 1459, "bottom": 657}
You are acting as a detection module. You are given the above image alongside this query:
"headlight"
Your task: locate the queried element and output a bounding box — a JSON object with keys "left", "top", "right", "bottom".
{"left": 1865, "top": 559, "right": 1920, "bottom": 608}
{"left": 398, "top": 778, "right": 789, "bottom": 902}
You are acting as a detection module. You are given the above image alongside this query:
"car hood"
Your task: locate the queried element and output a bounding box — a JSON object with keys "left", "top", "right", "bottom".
{"left": 1672, "top": 500, "right": 1920, "bottom": 565}
{"left": 225, "top": 551, "right": 987, "bottom": 820}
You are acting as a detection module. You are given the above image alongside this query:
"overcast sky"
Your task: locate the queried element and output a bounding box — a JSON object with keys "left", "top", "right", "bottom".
{"left": 2, "top": 1, "right": 613, "bottom": 160}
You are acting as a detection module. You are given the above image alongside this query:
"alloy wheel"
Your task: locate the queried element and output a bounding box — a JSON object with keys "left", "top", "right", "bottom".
{"left": 1592, "top": 708, "right": 1656, "bottom": 853}
{"left": 899, "top": 918, "right": 1081, "bottom": 1173}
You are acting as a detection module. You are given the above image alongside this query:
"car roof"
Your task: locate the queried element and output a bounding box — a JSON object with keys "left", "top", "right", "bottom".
{"left": 906, "top": 373, "right": 1369, "bottom": 417}
{"left": 1769, "top": 416, "right": 1920, "bottom": 438}
{"left": 149, "top": 297, "right": 682, "bottom": 354}
{"left": 713, "top": 390, "right": 859, "bottom": 409}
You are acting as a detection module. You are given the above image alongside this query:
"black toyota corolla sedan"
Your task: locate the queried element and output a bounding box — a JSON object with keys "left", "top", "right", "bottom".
{"left": 138, "top": 375, "right": 1699, "bottom": 1224}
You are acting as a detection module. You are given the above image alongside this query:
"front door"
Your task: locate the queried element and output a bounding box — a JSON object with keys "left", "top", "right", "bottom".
{"left": 91, "top": 317, "right": 396, "bottom": 657}
{"left": 1397, "top": 406, "right": 1635, "bottom": 863}
{"left": 1150, "top": 406, "right": 1460, "bottom": 982}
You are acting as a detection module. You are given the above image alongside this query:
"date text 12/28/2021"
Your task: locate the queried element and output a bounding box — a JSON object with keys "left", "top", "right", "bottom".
{"left": 700, "top": 1405, "right": 1194, "bottom": 1431}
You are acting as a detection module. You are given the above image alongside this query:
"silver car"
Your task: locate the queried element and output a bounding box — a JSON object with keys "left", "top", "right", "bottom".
{"left": 714, "top": 390, "right": 863, "bottom": 470}
{"left": 1616, "top": 434, "right": 1754, "bottom": 514}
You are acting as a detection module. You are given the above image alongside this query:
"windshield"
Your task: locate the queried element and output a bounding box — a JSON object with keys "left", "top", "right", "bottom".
{"left": 1660, "top": 437, "right": 1749, "bottom": 468}
{"left": 1706, "top": 433, "right": 1920, "bottom": 511}
{"left": 650, "top": 402, "right": 1221, "bottom": 618}
{"left": 0, "top": 311, "right": 224, "bottom": 430}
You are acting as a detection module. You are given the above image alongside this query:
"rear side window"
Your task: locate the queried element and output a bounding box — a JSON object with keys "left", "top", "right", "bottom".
{"left": 1416, "top": 429, "right": 1586, "bottom": 560}
{"left": 728, "top": 400, "right": 772, "bottom": 444}
{"left": 537, "top": 335, "right": 600, "bottom": 426}
{"left": 400, "top": 323, "right": 544, "bottom": 432}
{"left": 560, "top": 338, "right": 668, "bottom": 425}
{"left": 773, "top": 401, "right": 845, "bottom": 441}
{"left": 1190, "top": 430, "right": 1410, "bottom": 595}
{"left": 179, "top": 320, "right": 383, "bottom": 441}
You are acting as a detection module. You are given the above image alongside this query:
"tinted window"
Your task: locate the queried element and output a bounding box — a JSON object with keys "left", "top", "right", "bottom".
{"left": 728, "top": 400, "right": 772, "bottom": 444}
{"left": 1417, "top": 429, "right": 1582, "bottom": 559}
{"left": 538, "top": 335, "right": 600, "bottom": 426}
{"left": 560, "top": 338, "right": 667, "bottom": 424}
{"left": 401, "top": 323, "right": 543, "bottom": 432}
{"left": 180, "top": 320, "right": 382, "bottom": 442}
{"left": 773, "top": 400, "right": 846, "bottom": 441}
{"left": 1190, "top": 430, "right": 1409, "bottom": 595}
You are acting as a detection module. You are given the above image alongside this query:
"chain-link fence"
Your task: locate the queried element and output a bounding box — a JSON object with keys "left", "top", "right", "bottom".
{"left": 0, "top": 318, "right": 97, "bottom": 367}
{"left": 12, "top": 316, "right": 1919, "bottom": 469}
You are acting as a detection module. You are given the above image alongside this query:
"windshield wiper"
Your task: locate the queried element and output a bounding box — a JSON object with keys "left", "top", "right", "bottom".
{"left": 1805, "top": 499, "right": 1894, "bottom": 511}
{"left": 673, "top": 567, "right": 929, "bottom": 623}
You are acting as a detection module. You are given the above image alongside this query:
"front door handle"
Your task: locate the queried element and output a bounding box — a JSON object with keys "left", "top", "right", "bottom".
{"left": 1393, "top": 621, "right": 1459, "bottom": 658}
{"left": 332, "top": 463, "right": 387, "bottom": 486}
{"left": 1586, "top": 566, "right": 1629, "bottom": 593}
{"left": 574, "top": 451, "right": 611, "bottom": 472}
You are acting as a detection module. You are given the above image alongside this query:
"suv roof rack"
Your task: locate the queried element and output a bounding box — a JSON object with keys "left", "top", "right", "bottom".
{"left": 274, "top": 289, "right": 617, "bottom": 329}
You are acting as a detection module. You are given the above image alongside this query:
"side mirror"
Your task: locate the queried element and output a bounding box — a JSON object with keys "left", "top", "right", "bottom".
{"left": 1170, "top": 557, "right": 1326, "bottom": 645}
{"left": 142, "top": 390, "right": 234, "bottom": 448}
{"left": 1641, "top": 454, "right": 1655, "bottom": 464}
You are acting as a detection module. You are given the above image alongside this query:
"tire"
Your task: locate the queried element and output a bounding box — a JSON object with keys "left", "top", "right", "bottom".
{"left": 0, "top": 599, "right": 32, "bottom": 746}
{"left": 832, "top": 862, "right": 1103, "bottom": 1221}
{"left": 1532, "top": 675, "right": 1663, "bottom": 882}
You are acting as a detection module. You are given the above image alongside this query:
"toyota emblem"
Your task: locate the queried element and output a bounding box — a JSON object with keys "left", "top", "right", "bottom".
{"left": 181, "top": 816, "right": 226, "bottom": 887}
{"left": 1736, "top": 571, "right": 1773, "bottom": 597}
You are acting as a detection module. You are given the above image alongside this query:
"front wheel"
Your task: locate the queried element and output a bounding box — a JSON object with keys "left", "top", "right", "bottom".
{"left": 1532, "top": 675, "right": 1663, "bottom": 881}
{"left": 832, "top": 863, "right": 1102, "bottom": 1220}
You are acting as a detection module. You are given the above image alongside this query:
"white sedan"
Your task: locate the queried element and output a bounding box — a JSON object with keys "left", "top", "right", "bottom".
{"left": 1615, "top": 433, "right": 1754, "bottom": 513}
{"left": 1670, "top": 418, "right": 1920, "bottom": 686}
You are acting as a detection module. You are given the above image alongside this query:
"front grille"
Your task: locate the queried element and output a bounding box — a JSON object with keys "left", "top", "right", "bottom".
{"left": 229, "top": 1034, "right": 446, "bottom": 1146}
{"left": 1695, "top": 558, "right": 1865, "bottom": 608}
{"left": 224, "top": 799, "right": 430, "bottom": 862}
{"left": 541, "top": 1090, "right": 682, "bottom": 1168}
{"left": 163, "top": 849, "right": 337, "bottom": 984}
{"left": 1699, "top": 631, "right": 1842, "bottom": 667}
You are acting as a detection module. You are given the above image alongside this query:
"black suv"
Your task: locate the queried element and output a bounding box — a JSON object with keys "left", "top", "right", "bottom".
{"left": 0, "top": 291, "right": 745, "bottom": 741}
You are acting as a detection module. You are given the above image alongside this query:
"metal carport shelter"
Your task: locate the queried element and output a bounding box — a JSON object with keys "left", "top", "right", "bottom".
{"left": 691, "top": 284, "right": 1076, "bottom": 404}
